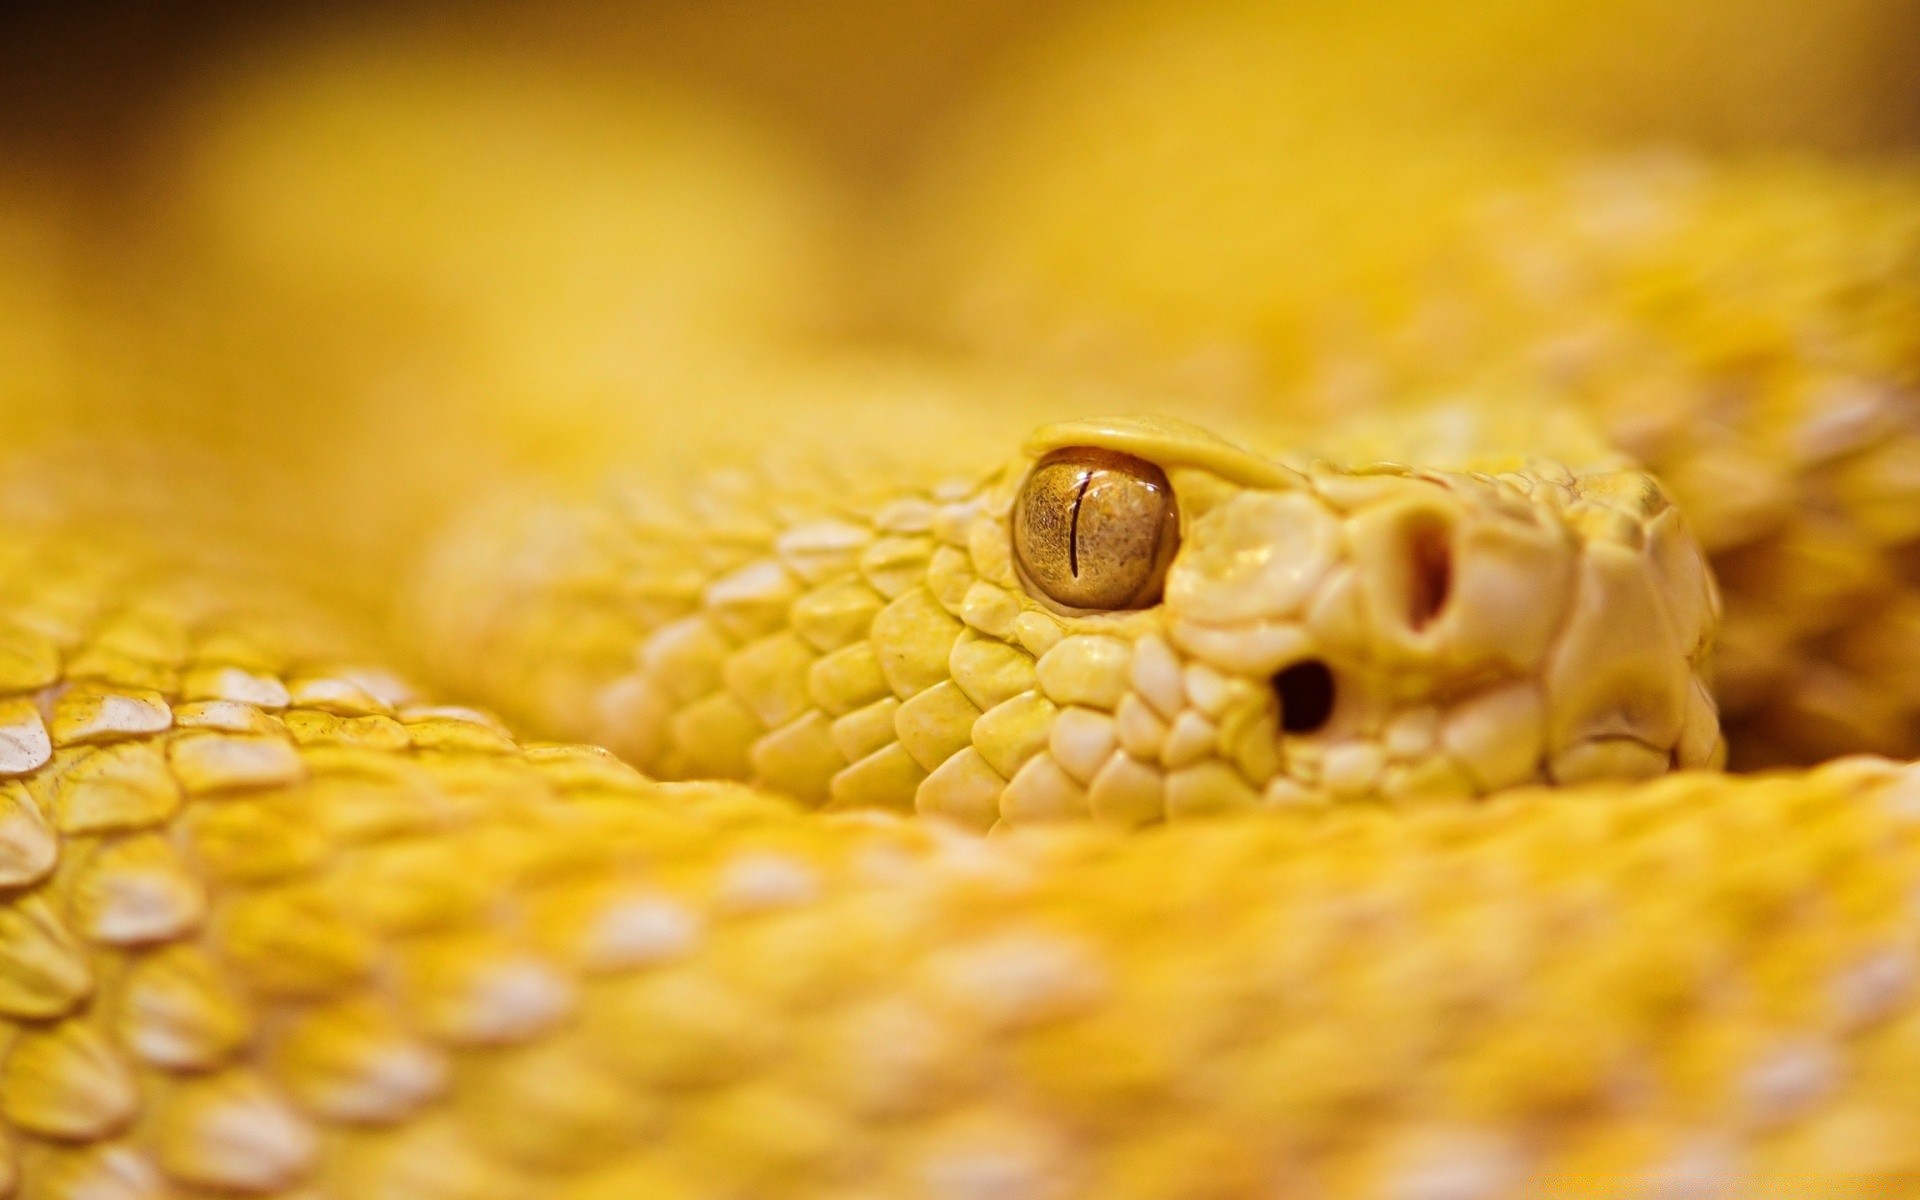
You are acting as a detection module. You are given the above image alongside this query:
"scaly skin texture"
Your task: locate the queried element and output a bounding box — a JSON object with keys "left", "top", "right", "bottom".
{"left": 1443, "top": 163, "right": 1920, "bottom": 769}
{"left": 0, "top": 21, "right": 1909, "bottom": 1197}
{"left": 0, "top": 493, "right": 1916, "bottom": 1197}
{"left": 1312, "top": 160, "right": 1920, "bottom": 771}
{"left": 409, "top": 416, "right": 1720, "bottom": 828}
{"left": 906, "top": 44, "right": 1920, "bottom": 765}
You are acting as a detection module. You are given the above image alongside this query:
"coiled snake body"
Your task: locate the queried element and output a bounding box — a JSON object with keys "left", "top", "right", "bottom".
{"left": 2, "top": 58, "right": 1919, "bottom": 1191}
{"left": 0, "top": 386, "right": 1913, "bottom": 1199}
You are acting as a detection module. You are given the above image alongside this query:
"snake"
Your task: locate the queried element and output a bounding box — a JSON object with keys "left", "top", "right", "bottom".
{"left": 0, "top": 34, "right": 1915, "bottom": 1200}
{"left": 0, "top": 391, "right": 1911, "bottom": 1199}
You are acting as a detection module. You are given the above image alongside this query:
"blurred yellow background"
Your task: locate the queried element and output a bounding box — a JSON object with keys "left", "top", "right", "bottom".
{"left": 5, "top": 0, "right": 1917, "bottom": 191}
{"left": 4, "top": 0, "right": 1916, "bottom": 422}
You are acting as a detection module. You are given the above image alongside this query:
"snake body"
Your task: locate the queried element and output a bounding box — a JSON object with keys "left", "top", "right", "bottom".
{"left": 0, "top": 426, "right": 1893, "bottom": 1200}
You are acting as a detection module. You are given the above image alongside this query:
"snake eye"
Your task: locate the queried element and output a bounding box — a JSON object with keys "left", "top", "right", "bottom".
{"left": 1013, "top": 447, "right": 1180, "bottom": 612}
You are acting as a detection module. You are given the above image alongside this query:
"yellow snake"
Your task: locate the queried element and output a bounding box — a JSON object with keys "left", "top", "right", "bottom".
{"left": 0, "top": 27, "right": 1918, "bottom": 1200}
{"left": 0, "top": 397, "right": 1894, "bottom": 1199}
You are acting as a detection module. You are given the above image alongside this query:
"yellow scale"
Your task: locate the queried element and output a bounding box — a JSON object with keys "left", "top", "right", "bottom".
{"left": 0, "top": 415, "right": 1833, "bottom": 1199}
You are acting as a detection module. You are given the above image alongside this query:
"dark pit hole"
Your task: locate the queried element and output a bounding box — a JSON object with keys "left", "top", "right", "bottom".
{"left": 1406, "top": 515, "right": 1454, "bottom": 632}
{"left": 1274, "top": 660, "right": 1335, "bottom": 734}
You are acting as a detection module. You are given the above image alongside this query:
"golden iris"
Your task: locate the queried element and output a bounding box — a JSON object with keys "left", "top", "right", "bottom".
{"left": 1013, "top": 447, "right": 1179, "bottom": 612}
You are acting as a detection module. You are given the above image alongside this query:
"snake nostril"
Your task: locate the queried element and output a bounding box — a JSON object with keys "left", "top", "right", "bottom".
{"left": 1274, "top": 660, "right": 1335, "bottom": 734}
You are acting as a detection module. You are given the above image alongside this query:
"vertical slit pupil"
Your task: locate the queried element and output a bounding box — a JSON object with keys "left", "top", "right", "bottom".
{"left": 1067, "top": 471, "right": 1093, "bottom": 579}
{"left": 1275, "top": 660, "right": 1336, "bottom": 733}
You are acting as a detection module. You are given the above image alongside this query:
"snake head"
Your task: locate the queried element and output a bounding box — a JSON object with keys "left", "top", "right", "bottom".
{"left": 920, "top": 414, "right": 1723, "bottom": 825}
{"left": 416, "top": 410, "right": 1722, "bottom": 830}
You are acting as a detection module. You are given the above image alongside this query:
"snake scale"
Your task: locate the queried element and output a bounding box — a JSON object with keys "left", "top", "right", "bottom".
{"left": 0, "top": 21, "right": 1918, "bottom": 1200}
